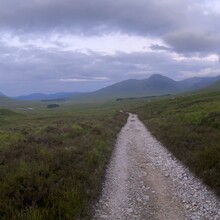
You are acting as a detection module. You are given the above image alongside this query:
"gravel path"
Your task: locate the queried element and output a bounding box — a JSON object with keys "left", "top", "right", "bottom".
{"left": 94, "top": 113, "right": 220, "bottom": 220}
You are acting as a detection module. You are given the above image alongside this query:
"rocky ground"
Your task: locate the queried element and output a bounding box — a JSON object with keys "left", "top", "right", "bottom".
{"left": 93, "top": 113, "right": 220, "bottom": 220}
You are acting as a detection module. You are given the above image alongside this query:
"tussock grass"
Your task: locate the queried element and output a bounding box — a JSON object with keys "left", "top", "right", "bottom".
{"left": 136, "top": 92, "right": 220, "bottom": 196}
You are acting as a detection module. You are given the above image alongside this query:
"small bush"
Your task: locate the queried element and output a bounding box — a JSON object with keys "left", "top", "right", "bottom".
{"left": 47, "top": 104, "right": 59, "bottom": 108}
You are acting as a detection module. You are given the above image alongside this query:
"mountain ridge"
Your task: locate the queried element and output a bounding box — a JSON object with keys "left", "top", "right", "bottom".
{"left": 70, "top": 74, "right": 220, "bottom": 101}
{"left": 196, "top": 79, "right": 220, "bottom": 93}
{"left": 3, "top": 74, "right": 220, "bottom": 102}
{"left": 13, "top": 92, "right": 80, "bottom": 101}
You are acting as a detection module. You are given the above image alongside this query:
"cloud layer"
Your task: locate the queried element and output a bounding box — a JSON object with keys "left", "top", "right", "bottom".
{"left": 1, "top": 44, "right": 219, "bottom": 95}
{"left": 0, "top": 0, "right": 219, "bottom": 95}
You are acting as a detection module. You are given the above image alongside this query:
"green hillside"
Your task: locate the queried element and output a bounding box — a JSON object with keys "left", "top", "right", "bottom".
{"left": 0, "top": 109, "right": 18, "bottom": 116}
{"left": 0, "top": 102, "right": 128, "bottom": 219}
{"left": 0, "top": 94, "right": 13, "bottom": 102}
{"left": 135, "top": 90, "right": 220, "bottom": 195}
{"left": 0, "top": 95, "right": 16, "bottom": 107}
{"left": 70, "top": 74, "right": 220, "bottom": 102}
{"left": 95, "top": 74, "right": 179, "bottom": 98}
{"left": 0, "top": 94, "right": 44, "bottom": 111}
{"left": 200, "top": 80, "right": 220, "bottom": 92}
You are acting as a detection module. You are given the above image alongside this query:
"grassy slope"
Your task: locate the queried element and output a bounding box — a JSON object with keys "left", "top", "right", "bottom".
{"left": 135, "top": 91, "right": 220, "bottom": 195}
{"left": 0, "top": 105, "right": 127, "bottom": 220}
{"left": 69, "top": 75, "right": 220, "bottom": 102}
{"left": 2, "top": 85, "right": 220, "bottom": 219}
{"left": 0, "top": 96, "right": 15, "bottom": 106}
{"left": 199, "top": 80, "right": 220, "bottom": 93}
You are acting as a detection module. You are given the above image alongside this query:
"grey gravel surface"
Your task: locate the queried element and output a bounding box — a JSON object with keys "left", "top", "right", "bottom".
{"left": 94, "top": 113, "right": 220, "bottom": 220}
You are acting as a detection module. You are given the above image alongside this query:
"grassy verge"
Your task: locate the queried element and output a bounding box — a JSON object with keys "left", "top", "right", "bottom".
{"left": 135, "top": 92, "right": 220, "bottom": 196}
{"left": 0, "top": 107, "right": 127, "bottom": 219}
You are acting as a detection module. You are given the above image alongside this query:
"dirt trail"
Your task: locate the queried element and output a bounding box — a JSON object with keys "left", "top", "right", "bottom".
{"left": 94, "top": 113, "right": 220, "bottom": 220}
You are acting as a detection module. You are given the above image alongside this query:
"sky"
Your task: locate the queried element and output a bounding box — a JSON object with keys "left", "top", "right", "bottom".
{"left": 0, "top": 0, "right": 220, "bottom": 96}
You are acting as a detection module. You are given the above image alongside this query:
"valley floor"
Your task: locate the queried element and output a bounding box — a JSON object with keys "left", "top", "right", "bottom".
{"left": 94, "top": 113, "right": 220, "bottom": 220}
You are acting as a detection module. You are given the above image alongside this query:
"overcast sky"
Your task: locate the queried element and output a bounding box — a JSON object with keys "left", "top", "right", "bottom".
{"left": 0, "top": 0, "right": 220, "bottom": 96}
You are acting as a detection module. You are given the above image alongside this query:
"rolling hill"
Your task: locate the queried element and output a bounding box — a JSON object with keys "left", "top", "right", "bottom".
{"left": 198, "top": 79, "right": 220, "bottom": 92}
{"left": 14, "top": 92, "right": 80, "bottom": 101}
{"left": 95, "top": 74, "right": 179, "bottom": 97}
{"left": 0, "top": 93, "right": 13, "bottom": 102}
{"left": 70, "top": 74, "right": 220, "bottom": 101}
{"left": 0, "top": 93, "right": 19, "bottom": 108}
{"left": 6, "top": 74, "right": 220, "bottom": 103}
{"left": 181, "top": 75, "right": 220, "bottom": 90}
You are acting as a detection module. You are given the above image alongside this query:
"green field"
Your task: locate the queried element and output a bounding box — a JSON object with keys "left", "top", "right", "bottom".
{"left": 135, "top": 91, "right": 220, "bottom": 195}
{"left": 0, "top": 104, "right": 128, "bottom": 220}
{"left": 1, "top": 89, "right": 220, "bottom": 219}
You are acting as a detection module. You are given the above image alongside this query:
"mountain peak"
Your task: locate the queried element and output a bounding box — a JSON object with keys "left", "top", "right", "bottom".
{"left": 147, "top": 74, "right": 176, "bottom": 83}
{"left": 148, "top": 74, "right": 171, "bottom": 80}
{"left": 148, "top": 73, "right": 164, "bottom": 78}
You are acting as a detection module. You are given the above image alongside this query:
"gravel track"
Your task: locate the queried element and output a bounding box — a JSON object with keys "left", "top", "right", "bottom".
{"left": 94, "top": 113, "right": 220, "bottom": 220}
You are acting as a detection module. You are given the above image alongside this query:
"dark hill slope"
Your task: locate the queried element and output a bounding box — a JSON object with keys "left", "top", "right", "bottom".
{"left": 197, "top": 79, "right": 220, "bottom": 93}
{"left": 71, "top": 74, "right": 220, "bottom": 101}
{"left": 14, "top": 92, "right": 80, "bottom": 101}
{"left": 181, "top": 75, "right": 220, "bottom": 90}
{"left": 73, "top": 74, "right": 181, "bottom": 101}
{"left": 0, "top": 93, "right": 17, "bottom": 108}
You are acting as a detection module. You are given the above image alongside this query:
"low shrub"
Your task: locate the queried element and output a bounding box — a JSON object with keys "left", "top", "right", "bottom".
{"left": 136, "top": 92, "right": 220, "bottom": 196}
{"left": 0, "top": 110, "right": 127, "bottom": 219}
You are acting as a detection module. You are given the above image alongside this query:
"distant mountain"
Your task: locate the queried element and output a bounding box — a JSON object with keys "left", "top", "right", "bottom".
{"left": 197, "top": 79, "right": 220, "bottom": 93}
{"left": 14, "top": 92, "right": 80, "bottom": 101}
{"left": 9, "top": 74, "right": 220, "bottom": 102}
{"left": 0, "top": 92, "right": 11, "bottom": 101}
{"left": 0, "top": 93, "right": 17, "bottom": 107}
{"left": 181, "top": 75, "right": 220, "bottom": 90}
{"left": 91, "top": 74, "right": 180, "bottom": 98}
{"left": 71, "top": 74, "right": 220, "bottom": 101}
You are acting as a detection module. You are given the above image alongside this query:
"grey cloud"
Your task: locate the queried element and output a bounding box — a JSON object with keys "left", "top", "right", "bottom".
{"left": 150, "top": 44, "right": 171, "bottom": 51}
{"left": 102, "top": 51, "right": 219, "bottom": 80}
{"left": 0, "top": 0, "right": 220, "bottom": 55}
{"left": 1, "top": 1, "right": 220, "bottom": 96}
{"left": 0, "top": 0, "right": 219, "bottom": 56}
{"left": 0, "top": 40, "right": 219, "bottom": 95}
{"left": 164, "top": 30, "right": 220, "bottom": 55}
{"left": 0, "top": 0, "right": 194, "bottom": 35}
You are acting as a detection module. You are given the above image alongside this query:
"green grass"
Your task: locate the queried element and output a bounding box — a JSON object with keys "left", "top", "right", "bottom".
{"left": 135, "top": 91, "right": 220, "bottom": 195}
{"left": 0, "top": 105, "right": 127, "bottom": 219}
{"left": 2, "top": 88, "right": 220, "bottom": 219}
